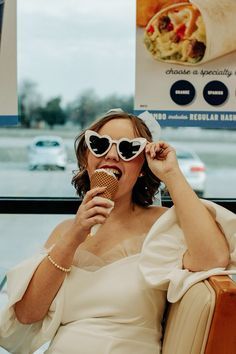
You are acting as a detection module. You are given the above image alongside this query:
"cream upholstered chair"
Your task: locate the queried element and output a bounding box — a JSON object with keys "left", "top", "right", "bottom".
{"left": 162, "top": 275, "right": 236, "bottom": 354}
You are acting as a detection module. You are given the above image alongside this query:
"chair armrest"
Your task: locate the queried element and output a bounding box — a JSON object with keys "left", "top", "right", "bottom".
{"left": 162, "top": 275, "right": 236, "bottom": 354}
{"left": 205, "top": 275, "right": 236, "bottom": 354}
{"left": 162, "top": 280, "right": 216, "bottom": 354}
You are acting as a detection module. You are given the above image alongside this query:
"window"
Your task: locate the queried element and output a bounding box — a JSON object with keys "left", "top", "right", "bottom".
{"left": 0, "top": 0, "right": 235, "bottom": 199}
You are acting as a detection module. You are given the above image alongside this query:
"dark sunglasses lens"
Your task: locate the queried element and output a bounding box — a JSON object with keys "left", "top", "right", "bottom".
{"left": 119, "top": 141, "right": 141, "bottom": 160}
{"left": 89, "top": 135, "right": 110, "bottom": 155}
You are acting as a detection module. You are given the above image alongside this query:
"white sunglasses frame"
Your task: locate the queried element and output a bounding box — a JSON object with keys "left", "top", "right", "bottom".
{"left": 85, "top": 130, "right": 147, "bottom": 161}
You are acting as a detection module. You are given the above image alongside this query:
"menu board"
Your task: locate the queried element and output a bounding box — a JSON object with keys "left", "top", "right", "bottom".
{"left": 135, "top": 0, "right": 236, "bottom": 128}
{"left": 0, "top": 0, "right": 17, "bottom": 126}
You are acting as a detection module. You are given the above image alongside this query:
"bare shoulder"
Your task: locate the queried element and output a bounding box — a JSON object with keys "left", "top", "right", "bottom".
{"left": 44, "top": 218, "right": 75, "bottom": 249}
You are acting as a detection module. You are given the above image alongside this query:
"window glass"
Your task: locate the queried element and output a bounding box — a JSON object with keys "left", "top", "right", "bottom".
{"left": 0, "top": 1, "right": 236, "bottom": 199}
{"left": 0, "top": 1, "right": 234, "bottom": 199}
{"left": 0, "top": 0, "right": 236, "bottom": 202}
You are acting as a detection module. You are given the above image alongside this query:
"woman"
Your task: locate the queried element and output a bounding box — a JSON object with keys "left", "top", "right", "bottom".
{"left": 0, "top": 110, "right": 236, "bottom": 354}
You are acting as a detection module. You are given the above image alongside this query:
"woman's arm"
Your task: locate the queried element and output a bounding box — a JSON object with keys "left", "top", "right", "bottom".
{"left": 145, "top": 141, "right": 230, "bottom": 271}
{"left": 14, "top": 220, "right": 81, "bottom": 324}
{"left": 14, "top": 187, "right": 113, "bottom": 324}
{"left": 164, "top": 167, "right": 229, "bottom": 271}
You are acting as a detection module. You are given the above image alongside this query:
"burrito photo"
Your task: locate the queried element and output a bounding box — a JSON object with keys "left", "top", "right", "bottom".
{"left": 137, "top": 0, "right": 188, "bottom": 27}
{"left": 143, "top": 0, "right": 236, "bottom": 65}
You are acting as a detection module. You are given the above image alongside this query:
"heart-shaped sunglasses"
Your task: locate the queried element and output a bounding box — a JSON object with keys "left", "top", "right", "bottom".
{"left": 85, "top": 130, "right": 147, "bottom": 161}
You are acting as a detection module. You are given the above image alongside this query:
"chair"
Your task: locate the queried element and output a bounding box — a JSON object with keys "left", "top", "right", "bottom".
{"left": 162, "top": 275, "right": 236, "bottom": 354}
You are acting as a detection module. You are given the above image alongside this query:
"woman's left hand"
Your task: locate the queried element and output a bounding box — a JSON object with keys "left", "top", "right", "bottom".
{"left": 145, "top": 141, "right": 180, "bottom": 182}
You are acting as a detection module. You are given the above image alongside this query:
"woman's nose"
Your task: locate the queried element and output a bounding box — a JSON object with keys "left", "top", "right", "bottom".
{"left": 105, "top": 143, "right": 119, "bottom": 161}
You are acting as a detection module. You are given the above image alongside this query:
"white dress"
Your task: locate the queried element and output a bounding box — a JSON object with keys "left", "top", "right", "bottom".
{"left": 0, "top": 200, "right": 236, "bottom": 354}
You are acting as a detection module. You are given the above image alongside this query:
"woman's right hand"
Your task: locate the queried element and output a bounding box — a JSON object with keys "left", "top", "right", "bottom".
{"left": 14, "top": 190, "right": 114, "bottom": 325}
{"left": 72, "top": 186, "right": 114, "bottom": 241}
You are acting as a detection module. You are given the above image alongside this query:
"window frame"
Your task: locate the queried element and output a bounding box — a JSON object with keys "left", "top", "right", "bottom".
{"left": 1, "top": 197, "right": 236, "bottom": 214}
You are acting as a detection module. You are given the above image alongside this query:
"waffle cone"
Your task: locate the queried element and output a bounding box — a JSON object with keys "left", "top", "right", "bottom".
{"left": 90, "top": 169, "right": 118, "bottom": 200}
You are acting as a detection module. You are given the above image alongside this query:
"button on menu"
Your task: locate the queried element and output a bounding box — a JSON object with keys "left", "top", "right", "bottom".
{"left": 203, "top": 80, "right": 228, "bottom": 106}
{"left": 170, "top": 80, "right": 196, "bottom": 105}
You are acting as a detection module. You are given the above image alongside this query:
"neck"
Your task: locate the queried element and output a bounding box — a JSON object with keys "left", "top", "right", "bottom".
{"left": 94, "top": 194, "right": 143, "bottom": 238}
{"left": 110, "top": 195, "right": 137, "bottom": 219}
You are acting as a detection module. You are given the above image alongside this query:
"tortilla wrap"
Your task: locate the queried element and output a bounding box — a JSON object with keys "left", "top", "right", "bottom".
{"left": 143, "top": 0, "right": 236, "bottom": 65}
{"left": 136, "top": 0, "right": 188, "bottom": 27}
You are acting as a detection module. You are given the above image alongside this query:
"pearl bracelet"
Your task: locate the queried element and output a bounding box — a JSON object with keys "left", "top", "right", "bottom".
{"left": 47, "top": 254, "right": 71, "bottom": 273}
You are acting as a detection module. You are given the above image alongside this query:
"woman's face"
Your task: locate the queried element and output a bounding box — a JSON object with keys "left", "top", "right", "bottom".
{"left": 86, "top": 118, "right": 145, "bottom": 202}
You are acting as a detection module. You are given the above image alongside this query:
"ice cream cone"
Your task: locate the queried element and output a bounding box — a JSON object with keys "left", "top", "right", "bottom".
{"left": 90, "top": 169, "right": 119, "bottom": 236}
{"left": 90, "top": 169, "right": 118, "bottom": 200}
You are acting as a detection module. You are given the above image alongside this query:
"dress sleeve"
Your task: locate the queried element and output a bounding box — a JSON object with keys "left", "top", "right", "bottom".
{"left": 139, "top": 200, "right": 236, "bottom": 303}
{"left": 0, "top": 251, "right": 65, "bottom": 354}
